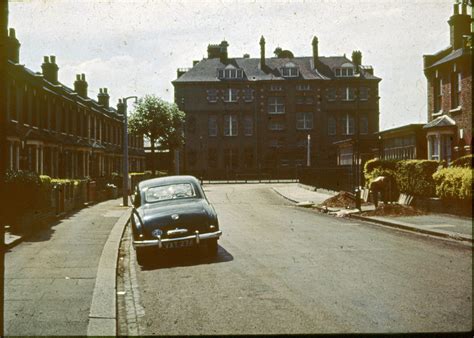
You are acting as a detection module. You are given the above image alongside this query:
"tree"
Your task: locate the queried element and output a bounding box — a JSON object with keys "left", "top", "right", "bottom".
{"left": 128, "top": 95, "right": 185, "bottom": 175}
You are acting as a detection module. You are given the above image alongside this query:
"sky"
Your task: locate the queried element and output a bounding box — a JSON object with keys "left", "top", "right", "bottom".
{"left": 8, "top": 0, "right": 463, "bottom": 131}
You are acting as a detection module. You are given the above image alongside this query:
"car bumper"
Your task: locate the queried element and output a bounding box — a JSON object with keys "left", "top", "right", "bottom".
{"left": 133, "top": 230, "right": 222, "bottom": 249}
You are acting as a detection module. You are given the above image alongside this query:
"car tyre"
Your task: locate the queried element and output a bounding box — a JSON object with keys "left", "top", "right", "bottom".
{"left": 135, "top": 247, "right": 149, "bottom": 266}
{"left": 207, "top": 239, "right": 218, "bottom": 257}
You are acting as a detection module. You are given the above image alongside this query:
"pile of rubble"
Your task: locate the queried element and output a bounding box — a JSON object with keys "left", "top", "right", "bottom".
{"left": 360, "top": 203, "right": 424, "bottom": 217}
{"left": 319, "top": 191, "right": 357, "bottom": 209}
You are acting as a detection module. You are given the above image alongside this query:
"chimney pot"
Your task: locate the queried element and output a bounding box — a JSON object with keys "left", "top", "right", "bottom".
{"left": 461, "top": 3, "right": 467, "bottom": 14}
{"left": 81, "top": 73, "right": 85, "bottom": 81}
{"left": 260, "top": 36, "right": 266, "bottom": 69}
{"left": 312, "top": 36, "right": 319, "bottom": 67}
{"left": 99, "top": 88, "right": 103, "bottom": 94}
{"left": 104, "top": 88, "right": 108, "bottom": 94}
{"left": 44, "top": 56, "right": 49, "bottom": 63}
{"left": 453, "top": 3, "right": 459, "bottom": 15}
{"left": 50, "top": 55, "right": 56, "bottom": 63}
{"left": 9, "top": 28, "right": 16, "bottom": 38}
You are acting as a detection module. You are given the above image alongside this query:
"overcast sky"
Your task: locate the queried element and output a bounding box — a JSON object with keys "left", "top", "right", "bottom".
{"left": 8, "top": 0, "right": 462, "bottom": 130}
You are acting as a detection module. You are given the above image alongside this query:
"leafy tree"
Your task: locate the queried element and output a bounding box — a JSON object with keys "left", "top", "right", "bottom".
{"left": 128, "top": 95, "right": 185, "bottom": 175}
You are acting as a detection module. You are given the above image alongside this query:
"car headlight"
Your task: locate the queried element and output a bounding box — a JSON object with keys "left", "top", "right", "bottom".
{"left": 152, "top": 229, "right": 163, "bottom": 238}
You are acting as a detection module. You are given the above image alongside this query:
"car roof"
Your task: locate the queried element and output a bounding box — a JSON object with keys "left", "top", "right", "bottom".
{"left": 137, "top": 175, "right": 201, "bottom": 190}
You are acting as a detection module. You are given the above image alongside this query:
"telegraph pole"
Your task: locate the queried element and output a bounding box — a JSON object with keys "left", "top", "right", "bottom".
{"left": 0, "top": 1, "right": 9, "bottom": 334}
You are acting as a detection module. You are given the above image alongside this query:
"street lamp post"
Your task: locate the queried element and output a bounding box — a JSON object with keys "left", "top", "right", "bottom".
{"left": 122, "top": 96, "right": 137, "bottom": 207}
{"left": 306, "top": 134, "right": 311, "bottom": 167}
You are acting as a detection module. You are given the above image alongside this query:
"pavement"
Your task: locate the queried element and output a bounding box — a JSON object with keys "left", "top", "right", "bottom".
{"left": 273, "top": 183, "right": 472, "bottom": 244}
{"left": 4, "top": 198, "right": 131, "bottom": 336}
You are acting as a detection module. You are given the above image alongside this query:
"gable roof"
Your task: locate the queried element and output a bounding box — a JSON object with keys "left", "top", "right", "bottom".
{"left": 423, "top": 115, "right": 456, "bottom": 129}
{"left": 426, "top": 48, "right": 470, "bottom": 69}
{"left": 173, "top": 56, "right": 380, "bottom": 83}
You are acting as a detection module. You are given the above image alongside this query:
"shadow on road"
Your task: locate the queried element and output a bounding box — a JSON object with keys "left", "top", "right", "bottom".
{"left": 140, "top": 244, "right": 234, "bottom": 271}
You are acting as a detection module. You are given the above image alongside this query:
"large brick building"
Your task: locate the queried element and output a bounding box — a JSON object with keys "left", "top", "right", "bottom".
{"left": 423, "top": 2, "right": 472, "bottom": 162}
{"left": 173, "top": 37, "right": 381, "bottom": 179}
{"left": 5, "top": 28, "right": 145, "bottom": 179}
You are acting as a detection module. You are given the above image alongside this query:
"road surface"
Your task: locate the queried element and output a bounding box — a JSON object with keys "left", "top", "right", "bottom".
{"left": 118, "top": 184, "right": 472, "bottom": 335}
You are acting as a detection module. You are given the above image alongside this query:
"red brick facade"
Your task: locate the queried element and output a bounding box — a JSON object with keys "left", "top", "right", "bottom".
{"left": 423, "top": 3, "right": 472, "bottom": 161}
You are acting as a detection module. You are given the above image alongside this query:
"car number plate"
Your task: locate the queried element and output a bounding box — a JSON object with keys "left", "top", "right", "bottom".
{"left": 163, "top": 239, "right": 194, "bottom": 249}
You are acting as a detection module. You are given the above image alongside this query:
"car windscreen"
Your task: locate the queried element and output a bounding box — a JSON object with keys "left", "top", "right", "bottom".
{"left": 144, "top": 183, "right": 198, "bottom": 203}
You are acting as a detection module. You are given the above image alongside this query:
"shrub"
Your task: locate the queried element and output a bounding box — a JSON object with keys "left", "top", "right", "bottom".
{"left": 364, "top": 159, "right": 440, "bottom": 198}
{"left": 395, "top": 160, "right": 438, "bottom": 197}
{"left": 365, "top": 167, "right": 399, "bottom": 201}
{"left": 452, "top": 154, "right": 473, "bottom": 168}
{"left": 1, "top": 170, "right": 56, "bottom": 221}
{"left": 364, "top": 158, "right": 397, "bottom": 175}
{"left": 433, "top": 167, "right": 472, "bottom": 200}
{"left": 4, "top": 170, "right": 42, "bottom": 211}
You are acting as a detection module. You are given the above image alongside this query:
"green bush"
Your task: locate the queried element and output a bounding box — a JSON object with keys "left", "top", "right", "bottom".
{"left": 452, "top": 154, "right": 473, "bottom": 168}
{"left": 433, "top": 167, "right": 472, "bottom": 200}
{"left": 364, "top": 159, "right": 440, "bottom": 198}
{"left": 395, "top": 160, "right": 439, "bottom": 197}
{"left": 4, "top": 170, "right": 42, "bottom": 211}
{"left": 2, "top": 171, "right": 56, "bottom": 219}
{"left": 364, "top": 158, "right": 397, "bottom": 175}
{"left": 365, "top": 167, "right": 399, "bottom": 201}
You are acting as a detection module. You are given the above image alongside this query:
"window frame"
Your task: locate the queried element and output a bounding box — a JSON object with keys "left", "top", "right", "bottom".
{"left": 268, "top": 97, "right": 285, "bottom": 114}
{"left": 327, "top": 116, "right": 336, "bottom": 135}
{"left": 208, "top": 115, "right": 218, "bottom": 137}
{"left": 223, "top": 88, "right": 238, "bottom": 103}
{"left": 224, "top": 114, "right": 238, "bottom": 136}
{"left": 243, "top": 116, "right": 253, "bottom": 136}
{"left": 296, "top": 112, "right": 313, "bottom": 130}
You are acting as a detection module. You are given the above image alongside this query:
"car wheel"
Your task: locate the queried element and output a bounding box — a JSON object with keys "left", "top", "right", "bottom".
{"left": 207, "top": 239, "right": 218, "bottom": 257}
{"left": 135, "top": 247, "right": 149, "bottom": 266}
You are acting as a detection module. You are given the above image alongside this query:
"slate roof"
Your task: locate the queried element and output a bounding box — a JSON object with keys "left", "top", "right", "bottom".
{"left": 427, "top": 48, "right": 470, "bottom": 69}
{"left": 8, "top": 60, "right": 122, "bottom": 121}
{"left": 375, "top": 123, "right": 425, "bottom": 136}
{"left": 173, "top": 56, "right": 380, "bottom": 83}
{"left": 423, "top": 115, "right": 456, "bottom": 129}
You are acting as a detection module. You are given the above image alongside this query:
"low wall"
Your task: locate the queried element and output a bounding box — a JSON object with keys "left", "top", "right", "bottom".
{"left": 413, "top": 197, "right": 472, "bottom": 217}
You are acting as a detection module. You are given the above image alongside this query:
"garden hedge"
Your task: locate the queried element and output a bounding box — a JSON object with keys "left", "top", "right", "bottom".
{"left": 364, "top": 159, "right": 439, "bottom": 197}
{"left": 452, "top": 154, "right": 473, "bottom": 168}
{"left": 433, "top": 167, "right": 472, "bottom": 200}
{"left": 395, "top": 160, "right": 439, "bottom": 197}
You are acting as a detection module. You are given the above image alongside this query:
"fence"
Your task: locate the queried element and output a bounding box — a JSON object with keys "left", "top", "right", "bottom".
{"left": 185, "top": 166, "right": 356, "bottom": 192}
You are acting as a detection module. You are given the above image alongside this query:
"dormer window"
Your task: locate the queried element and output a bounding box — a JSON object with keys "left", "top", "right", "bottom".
{"left": 335, "top": 63, "right": 355, "bottom": 77}
{"left": 218, "top": 65, "right": 244, "bottom": 79}
{"left": 281, "top": 62, "right": 299, "bottom": 78}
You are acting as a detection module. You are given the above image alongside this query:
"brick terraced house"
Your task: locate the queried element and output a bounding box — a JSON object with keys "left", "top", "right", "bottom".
{"left": 173, "top": 37, "right": 381, "bottom": 179}
{"left": 5, "top": 28, "right": 145, "bottom": 179}
{"left": 423, "top": 2, "right": 472, "bottom": 162}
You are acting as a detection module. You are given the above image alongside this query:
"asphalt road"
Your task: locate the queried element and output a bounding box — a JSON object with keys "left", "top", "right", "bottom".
{"left": 118, "top": 184, "right": 472, "bottom": 335}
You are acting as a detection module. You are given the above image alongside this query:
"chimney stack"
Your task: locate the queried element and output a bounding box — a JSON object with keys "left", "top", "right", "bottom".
{"left": 41, "top": 55, "right": 59, "bottom": 84}
{"left": 312, "top": 36, "right": 319, "bottom": 67}
{"left": 260, "top": 36, "right": 266, "bottom": 69}
{"left": 98, "top": 88, "right": 110, "bottom": 108}
{"left": 117, "top": 98, "right": 125, "bottom": 116}
{"left": 74, "top": 73, "right": 88, "bottom": 98}
{"left": 351, "top": 50, "right": 362, "bottom": 73}
{"left": 219, "top": 40, "right": 229, "bottom": 63}
{"left": 7, "top": 28, "right": 21, "bottom": 63}
{"left": 448, "top": 2, "right": 470, "bottom": 50}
